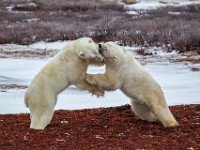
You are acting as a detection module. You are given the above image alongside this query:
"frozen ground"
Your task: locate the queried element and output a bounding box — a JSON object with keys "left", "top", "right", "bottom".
{"left": 124, "top": 0, "right": 200, "bottom": 10}
{"left": 0, "top": 40, "right": 200, "bottom": 114}
{"left": 124, "top": 0, "right": 200, "bottom": 15}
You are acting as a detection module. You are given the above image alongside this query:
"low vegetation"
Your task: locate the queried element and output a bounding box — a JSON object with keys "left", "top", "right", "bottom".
{"left": 0, "top": 0, "right": 200, "bottom": 53}
{"left": 0, "top": 105, "right": 199, "bottom": 149}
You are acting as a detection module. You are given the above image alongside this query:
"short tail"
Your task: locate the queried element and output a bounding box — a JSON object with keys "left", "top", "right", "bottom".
{"left": 24, "top": 92, "right": 29, "bottom": 108}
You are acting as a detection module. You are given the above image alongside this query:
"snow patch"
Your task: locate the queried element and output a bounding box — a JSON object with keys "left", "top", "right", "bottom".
{"left": 125, "top": 0, "right": 200, "bottom": 10}
{"left": 29, "top": 41, "right": 71, "bottom": 51}
{"left": 0, "top": 41, "right": 199, "bottom": 114}
{"left": 0, "top": 57, "right": 199, "bottom": 114}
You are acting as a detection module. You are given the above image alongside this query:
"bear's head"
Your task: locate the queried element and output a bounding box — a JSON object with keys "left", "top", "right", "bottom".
{"left": 74, "top": 37, "right": 104, "bottom": 64}
{"left": 98, "top": 42, "right": 127, "bottom": 64}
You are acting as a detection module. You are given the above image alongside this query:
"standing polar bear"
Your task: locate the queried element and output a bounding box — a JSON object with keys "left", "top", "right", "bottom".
{"left": 24, "top": 37, "right": 104, "bottom": 130}
{"left": 86, "top": 42, "right": 179, "bottom": 127}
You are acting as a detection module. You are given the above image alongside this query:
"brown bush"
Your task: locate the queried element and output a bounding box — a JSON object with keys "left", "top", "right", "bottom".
{"left": 0, "top": 0, "right": 200, "bottom": 52}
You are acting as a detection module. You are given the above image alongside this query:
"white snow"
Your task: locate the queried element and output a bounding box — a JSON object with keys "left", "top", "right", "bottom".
{"left": 24, "top": 18, "right": 40, "bottom": 23}
{"left": 145, "top": 62, "right": 200, "bottom": 105}
{"left": 125, "top": 0, "right": 200, "bottom": 10}
{"left": 1, "top": 0, "right": 200, "bottom": 114}
{"left": 125, "top": 1, "right": 166, "bottom": 10}
{"left": 0, "top": 58, "right": 48, "bottom": 85}
{"left": 29, "top": 41, "right": 71, "bottom": 51}
{"left": 0, "top": 52, "right": 199, "bottom": 114}
{"left": 0, "top": 58, "right": 128, "bottom": 114}
{"left": 126, "top": 10, "right": 139, "bottom": 15}
{"left": 168, "top": 11, "right": 182, "bottom": 15}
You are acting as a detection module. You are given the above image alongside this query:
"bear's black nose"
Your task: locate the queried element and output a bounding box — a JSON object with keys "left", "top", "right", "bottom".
{"left": 98, "top": 43, "right": 103, "bottom": 53}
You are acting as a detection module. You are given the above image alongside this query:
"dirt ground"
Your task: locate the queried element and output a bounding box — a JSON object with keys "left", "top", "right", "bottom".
{"left": 0, "top": 104, "right": 199, "bottom": 149}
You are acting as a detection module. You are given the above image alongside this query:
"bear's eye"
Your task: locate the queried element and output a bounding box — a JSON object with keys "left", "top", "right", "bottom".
{"left": 79, "top": 51, "right": 85, "bottom": 57}
{"left": 80, "top": 53, "right": 85, "bottom": 56}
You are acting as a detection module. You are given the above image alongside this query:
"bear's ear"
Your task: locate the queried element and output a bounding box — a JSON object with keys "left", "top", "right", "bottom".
{"left": 88, "top": 39, "right": 93, "bottom": 43}
{"left": 107, "top": 43, "right": 111, "bottom": 47}
{"left": 79, "top": 51, "right": 85, "bottom": 57}
{"left": 114, "top": 41, "right": 119, "bottom": 45}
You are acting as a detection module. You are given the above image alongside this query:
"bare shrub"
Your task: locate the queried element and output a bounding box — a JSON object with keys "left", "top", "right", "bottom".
{"left": 0, "top": 0, "right": 200, "bottom": 52}
{"left": 136, "top": 49, "right": 153, "bottom": 56}
{"left": 0, "top": 0, "right": 126, "bottom": 44}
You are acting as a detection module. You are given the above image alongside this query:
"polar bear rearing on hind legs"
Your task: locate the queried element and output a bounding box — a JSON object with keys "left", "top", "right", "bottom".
{"left": 85, "top": 42, "right": 179, "bottom": 127}
{"left": 24, "top": 37, "right": 104, "bottom": 130}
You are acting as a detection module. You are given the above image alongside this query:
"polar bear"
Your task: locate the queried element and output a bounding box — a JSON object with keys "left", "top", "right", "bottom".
{"left": 85, "top": 42, "right": 179, "bottom": 127}
{"left": 24, "top": 37, "right": 104, "bottom": 130}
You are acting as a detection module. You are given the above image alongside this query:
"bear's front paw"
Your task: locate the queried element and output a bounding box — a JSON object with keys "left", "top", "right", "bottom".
{"left": 85, "top": 75, "right": 97, "bottom": 86}
{"left": 92, "top": 90, "right": 105, "bottom": 97}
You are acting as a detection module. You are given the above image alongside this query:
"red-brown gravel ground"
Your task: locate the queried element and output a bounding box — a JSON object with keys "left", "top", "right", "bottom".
{"left": 0, "top": 104, "right": 199, "bottom": 149}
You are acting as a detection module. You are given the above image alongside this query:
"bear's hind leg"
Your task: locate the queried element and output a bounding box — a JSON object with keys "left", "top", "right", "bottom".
{"left": 143, "top": 91, "right": 179, "bottom": 127}
{"left": 29, "top": 95, "right": 56, "bottom": 130}
{"left": 30, "top": 106, "right": 54, "bottom": 130}
{"left": 150, "top": 104, "right": 179, "bottom": 127}
{"left": 131, "top": 100, "right": 158, "bottom": 122}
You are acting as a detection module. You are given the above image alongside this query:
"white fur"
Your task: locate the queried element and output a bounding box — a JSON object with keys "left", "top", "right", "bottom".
{"left": 24, "top": 37, "right": 104, "bottom": 130}
{"left": 86, "top": 42, "right": 179, "bottom": 127}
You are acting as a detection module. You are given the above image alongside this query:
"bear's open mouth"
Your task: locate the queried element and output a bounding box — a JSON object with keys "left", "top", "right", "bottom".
{"left": 98, "top": 43, "right": 106, "bottom": 54}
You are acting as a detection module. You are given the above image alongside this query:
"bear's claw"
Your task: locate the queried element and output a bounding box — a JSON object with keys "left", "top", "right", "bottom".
{"left": 85, "top": 75, "right": 97, "bottom": 86}
{"left": 92, "top": 90, "right": 105, "bottom": 97}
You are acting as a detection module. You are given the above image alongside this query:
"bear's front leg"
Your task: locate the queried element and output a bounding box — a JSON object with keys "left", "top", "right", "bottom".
{"left": 85, "top": 74, "right": 115, "bottom": 91}
{"left": 75, "top": 80, "right": 104, "bottom": 97}
{"left": 85, "top": 74, "right": 100, "bottom": 87}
